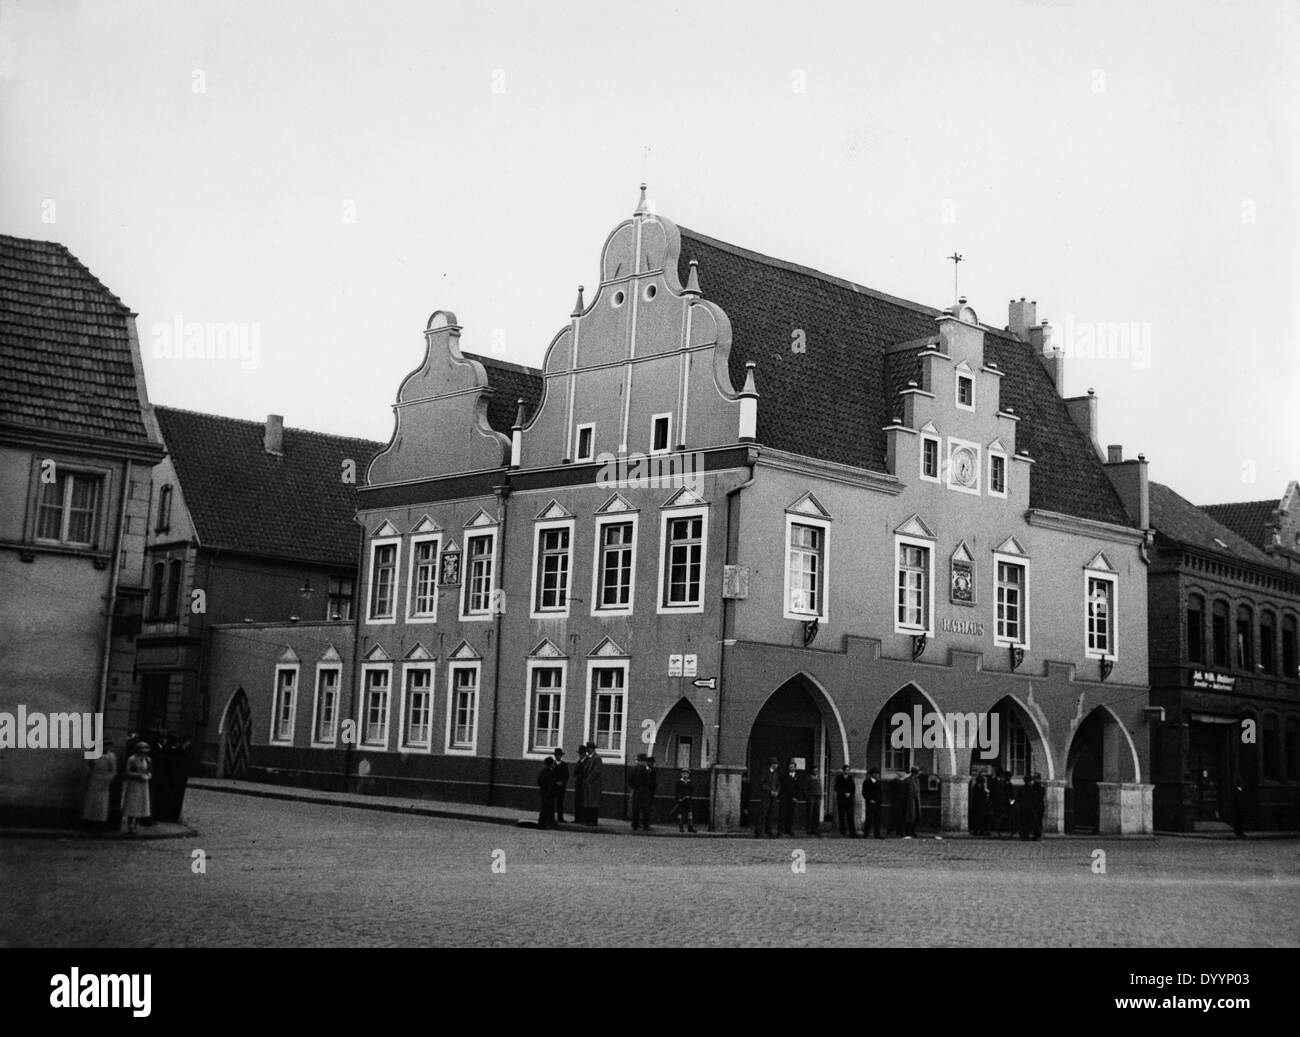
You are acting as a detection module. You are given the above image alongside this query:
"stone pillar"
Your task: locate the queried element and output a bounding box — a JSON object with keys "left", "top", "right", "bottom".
{"left": 1098, "top": 781, "right": 1154, "bottom": 834}
{"left": 1043, "top": 779, "right": 1066, "bottom": 834}
{"left": 938, "top": 774, "right": 969, "bottom": 833}
{"left": 711, "top": 765, "right": 745, "bottom": 832}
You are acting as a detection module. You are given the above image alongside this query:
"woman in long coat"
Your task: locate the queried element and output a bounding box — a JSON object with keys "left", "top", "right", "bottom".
{"left": 580, "top": 742, "right": 603, "bottom": 825}
{"left": 81, "top": 741, "right": 117, "bottom": 836}
{"left": 121, "top": 742, "right": 153, "bottom": 834}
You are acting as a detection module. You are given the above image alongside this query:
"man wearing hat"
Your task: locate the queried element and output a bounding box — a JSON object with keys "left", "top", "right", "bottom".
{"left": 754, "top": 756, "right": 781, "bottom": 838}
{"left": 581, "top": 741, "right": 603, "bottom": 826}
{"left": 572, "top": 744, "right": 587, "bottom": 824}
{"left": 630, "top": 753, "right": 657, "bottom": 831}
{"left": 552, "top": 748, "right": 569, "bottom": 824}
{"left": 902, "top": 764, "right": 922, "bottom": 838}
{"left": 834, "top": 763, "right": 857, "bottom": 837}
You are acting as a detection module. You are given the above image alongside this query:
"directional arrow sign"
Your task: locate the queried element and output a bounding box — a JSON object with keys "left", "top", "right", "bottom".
{"left": 691, "top": 677, "right": 716, "bottom": 690}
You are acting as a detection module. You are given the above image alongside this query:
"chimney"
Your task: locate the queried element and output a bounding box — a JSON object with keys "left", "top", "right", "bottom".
{"left": 1028, "top": 319, "right": 1063, "bottom": 393}
{"left": 264, "top": 414, "right": 284, "bottom": 455}
{"left": 1063, "top": 388, "right": 1104, "bottom": 461}
{"left": 510, "top": 399, "right": 525, "bottom": 469}
{"left": 738, "top": 362, "right": 759, "bottom": 443}
{"left": 1008, "top": 298, "right": 1037, "bottom": 341}
{"left": 1103, "top": 447, "right": 1150, "bottom": 530}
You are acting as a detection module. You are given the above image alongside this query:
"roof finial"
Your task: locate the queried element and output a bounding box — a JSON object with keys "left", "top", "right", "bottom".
{"left": 947, "top": 252, "right": 964, "bottom": 307}
{"left": 684, "top": 259, "right": 701, "bottom": 296}
{"left": 571, "top": 285, "right": 585, "bottom": 317}
{"left": 634, "top": 182, "right": 649, "bottom": 216}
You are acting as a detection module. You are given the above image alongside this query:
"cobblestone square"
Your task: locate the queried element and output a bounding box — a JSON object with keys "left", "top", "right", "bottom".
{"left": 2, "top": 791, "right": 1298, "bottom": 948}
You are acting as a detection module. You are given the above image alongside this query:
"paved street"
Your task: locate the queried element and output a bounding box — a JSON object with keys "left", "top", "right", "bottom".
{"left": 2, "top": 790, "right": 1298, "bottom": 947}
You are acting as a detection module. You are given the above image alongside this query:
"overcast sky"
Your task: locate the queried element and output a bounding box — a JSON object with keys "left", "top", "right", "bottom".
{"left": 2, "top": 0, "right": 1296, "bottom": 505}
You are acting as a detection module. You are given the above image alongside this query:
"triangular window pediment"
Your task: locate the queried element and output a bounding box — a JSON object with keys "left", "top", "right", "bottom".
{"left": 528, "top": 638, "right": 567, "bottom": 659}
{"left": 277, "top": 646, "right": 300, "bottom": 664}
{"left": 589, "top": 636, "right": 628, "bottom": 658}
{"left": 1085, "top": 550, "right": 1116, "bottom": 572}
{"left": 787, "top": 492, "right": 831, "bottom": 520}
{"left": 951, "top": 541, "right": 973, "bottom": 564}
{"left": 595, "top": 493, "right": 635, "bottom": 514}
{"left": 987, "top": 439, "right": 1007, "bottom": 454}
{"left": 661, "top": 486, "right": 706, "bottom": 509}
{"left": 919, "top": 421, "right": 939, "bottom": 435}
{"left": 535, "top": 499, "right": 572, "bottom": 521}
{"left": 995, "top": 536, "right": 1026, "bottom": 556}
{"left": 411, "top": 515, "right": 441, "bottom": 534}
{"left": 372, "top": 520, "right": 400, "bottom": 538}
{"left": 464, "top": 508, "right": 496, "bottom": 528}
{"left": 895, "top": 514, "right": 935, "bottom": 539}
{"left": 364, "top": 643, "right": 391, "bottom": 662}
{"left": 448, "top": 639, "right": 481, "bottom": 661}
{"left": 320, "top": 643, "right": 341, "bottom": 663}
{"left": 954, "top": 359, "right": 973, "bottom": 373}
{"left": 404, "top": 642, "right": 435, "bottom": 661}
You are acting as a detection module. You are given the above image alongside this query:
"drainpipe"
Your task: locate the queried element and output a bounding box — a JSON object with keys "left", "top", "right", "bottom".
{"left": 97, "top": 460, "right": 133, "bottom": 721}
{"left": 344, "top": 519, "right": 366, "bottom": 792}
{"left": 486, "top": 479, "right": 510, "bottom": 806}
{"left": 712, "top": 450, "right": 758, "bottom": 828}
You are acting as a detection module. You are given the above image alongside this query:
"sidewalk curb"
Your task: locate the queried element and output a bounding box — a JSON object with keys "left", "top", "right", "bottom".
{"left": 0, "top": 824, "right": 199, "bottom": 841}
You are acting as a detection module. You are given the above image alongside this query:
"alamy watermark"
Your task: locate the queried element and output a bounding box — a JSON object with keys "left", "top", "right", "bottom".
{"left": 1042, "top": 314, "right": 1151, "bottom": 370}
{"left": 151, "top": 315, "right": 261, "bottom": 369}
{"left": 0, "top": 706, "right": 104, "bottom": 759}
{"left": 890, "top": 706, "right": 1000, "bottom": 760}
{"left": 594, "top": 450, "right": 703, "bottom": 495}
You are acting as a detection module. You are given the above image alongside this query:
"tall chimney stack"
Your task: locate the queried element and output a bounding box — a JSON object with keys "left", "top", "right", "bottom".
{"left": 1008, "top": 298, "right": 1037, "bottom": 341}
{"left": 264, "top": 414, "right": 284, "bottom": 455}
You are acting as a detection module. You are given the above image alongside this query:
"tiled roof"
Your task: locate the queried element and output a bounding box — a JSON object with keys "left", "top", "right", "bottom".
{"left": 677, "top": 229, "right": 1131, "bottom": 526}
{"left": 1149, "top": 482, "right": 1273, "bottom": 565}
{"left": 0, "top": 234, "right": 155, "bottom": 443}
{"left": 155, "top": 406, "right": 384, "bottom": 568}
{"left": 463, "top": 352, "right": 543, "bottom": 435}
{"left": 1200, "top": 499, "right": 1276, "bottom": 551}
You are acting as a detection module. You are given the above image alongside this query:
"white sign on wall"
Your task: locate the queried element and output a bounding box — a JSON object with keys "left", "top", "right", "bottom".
{"left": 683, "top": 654, "right": 697, "bottom": 677}
{"left": 668, "top": 654, "right": 683, "bottom": 677}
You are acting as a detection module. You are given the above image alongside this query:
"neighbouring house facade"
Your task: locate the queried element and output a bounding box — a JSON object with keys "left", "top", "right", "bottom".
{"left": 0, "top": 234, "right": 166, "bottom": 825}
{"left": 1143, "top": 482, "right": 1300, "bottom": 830}
{"left": 134, "top": 407, "right": 382, "bottom": 776}
{"left": 204, "top": 187, "right": 1157, "bottom": 832}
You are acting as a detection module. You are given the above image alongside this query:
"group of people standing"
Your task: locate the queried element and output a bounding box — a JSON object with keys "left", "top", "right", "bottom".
{"left": 969, "top": 768, "right": 1045, "bottom": 839}
{"left": 755, "top": 759, "right": 927, "bottom": 839}
{"left": 536, "top": 748, "right": 698, "bottom": 832}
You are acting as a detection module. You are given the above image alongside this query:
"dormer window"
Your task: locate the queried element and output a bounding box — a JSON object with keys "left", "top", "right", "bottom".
{"left": 575, "top": 424, "right": 594, "bottom": 463}
{"left": 651, "top": 414, "right": 671, "bottom": 455}
{"left": 920, "top": 434, "right": 940, "bottom": 482}
{"left": 956, "top": 374, "right": 974, "bottom": 410}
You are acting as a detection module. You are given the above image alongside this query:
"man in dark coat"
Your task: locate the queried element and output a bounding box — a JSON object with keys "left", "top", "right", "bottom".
{"left": 630, "top": 753, "right": 657, "bottom": 831}
{"left": 902, "top": 765, "right": 922, "bottom": 837}
{"left": 754, "top": 756, "right": 781, "bottom": 838}
{"left": 537, "top": 757, "right": 556, "bottom": 829}
{"left": 673, "top": 769, "right": 696, "bottom": 833}
{"left": 572, "top": 745, "right": 587, "bottom": 824}
{"left": 803, "top": 767, "right": 824, "bottom": 836}
{"left": 1230, "top": 772, "right": 1248, "bottom": 838}
{"left": 862, "top": 766, "right": 883, "bottom": 838}
{"left": 552, "top": 748, "right": 569, "bottom": 824}
{"left": 834, "top": 764, "right": 857, "bottom": 837}
{"left": 778, "top": 759, "right": 800, "bottom": 836}
{"left": 990, "top": 767, "right": 1010, "bottom": 838}
{"left": 581, "top": 741, "right": 603, "bottom": 826}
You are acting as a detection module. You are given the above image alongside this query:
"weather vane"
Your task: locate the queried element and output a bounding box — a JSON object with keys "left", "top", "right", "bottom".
{"left": 948, "top": 252, "right": 964, "bottom": 306}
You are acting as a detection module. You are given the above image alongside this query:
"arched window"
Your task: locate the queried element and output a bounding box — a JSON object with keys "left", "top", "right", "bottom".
{"left": 1211, "top": 601, "right": 1230, "bottom": 667}
{"left": 1186, "top": 594, "right": 1205, "bottom": 663}
{"left": 1260, "top": 610, "right": 1276, "bottom": 674}
{"left": 155, "top": 484, "right": 173, "bottom": 533}
{"left": 1283, "top": 615, "right": 1298, "bottom": 679}
{"left": 165, "top": 559, "right": 183, "bottom": 618}
{"left": 148, "top": 562, "right": 165, "bottom": 619}
{"left": 1236, "top": 606, "right": 1254, "bottom": 671}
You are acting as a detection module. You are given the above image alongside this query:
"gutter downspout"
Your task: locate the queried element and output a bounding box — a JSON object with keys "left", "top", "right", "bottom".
{"left": 486, "top": 478, "right": 510, "bottom": 806}
{"left": 344, "top": 519, "right": 366, "bottom": 793}
{"left": 97, "top": 460, "right": 132, "bottom": 720}
{"left": 712, "top": 450, "right": 757, "bottom": 829}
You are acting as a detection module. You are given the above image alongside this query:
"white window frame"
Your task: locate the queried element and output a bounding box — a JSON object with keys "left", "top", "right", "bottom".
{"left": 459, "top": 528, "right": 499, "bottom": 622}
{"left": 575, "top": 423, "right": 595, "bottom": 463}
{"left": 584, "top": 659, "right": 628, "bottom": 762}
{"left": 530, "top": 518, "right": 575, "bottom": 619}
{"left": 523, "top": 659, "right": 568, "bottom": 759}
{"left": 270, "top": 663, "right": 299, "bottom": 745}
{"left": 35, "top": 467, "right": 104, "bottom": 547}
{"left": 988, "top": 450, "right": 1008, "bottom": 499}
{"left": 591, "top": 513, "right": 638, "bottom": 617}
{"left": 398, "top": 661, "right": 436, "bottom": 752}
{"left": 406, "top": 533, "right": 441, "bottom": 623}
{"left": 993, "top": 552, "right": 1031, "bottom": 650}
{"left": 946, "top": 437, "right": 982, "bottom": 496}
{"left": 1085, "top": 571, "right": 1118, "bottom": 661}
{"left": 657, "top": 506, "right": 708, "bottom": 615}
{"left": 360, "top": 663, "right": 393, "bottom": 749}
{"left": 919, "top": 434, "right": 941, "bottom": 484}
{"left": 310, "top": 663, "right": 342, "bottom": 747}
{"left": 650, "top": 413, "right": 672, "bottom": 456}
{"left": 445, "top": 662, "right": 481, "bottom": 755}
{"left": 955, "top": 372, "right": 975, "bottom": 411}
{"left": 365, "top": 536, "right": 401, "bottom": 625}
{"left": 894, "top": 534, "right": 935, "bottom": 636}
{"left": 783, "top": 513, "right": 829, "bottom": 622}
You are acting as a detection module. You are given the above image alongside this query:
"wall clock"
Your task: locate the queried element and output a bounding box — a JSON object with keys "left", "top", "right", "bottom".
{"left": 951, "top": 446, "right": 977, "bottom": 487}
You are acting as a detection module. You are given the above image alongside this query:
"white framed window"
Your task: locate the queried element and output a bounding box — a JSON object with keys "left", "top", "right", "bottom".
{"left": 956, "top": 373, "right": 975, "bottom": 410}
{"left": 361, "top": 665, "right": 392, "bottom": 748}
{"left": 651, "top": 413, "right": 672, "bottom": 455}
{"left": 658, "top": 507, "right": 707, "bottom": 614}
{"left": 920, "top": 435, "right": 941, "bottom": 483}
{"left": 784, "top": 515, "right": 828, "bottom": 621}
{"left": 311, "top": 664, "right": 341, "bottom": 746}
{"left": 460, "top": 530, "right": 498, "bottom": 621}
{"left": 946, "top": 437, "right": 981, "bottom": 496}
{"left": 271, "top": 664, "right": 298, "bottom": 744}
{"left": 399, "top": 663, "right": 435, "bottom": 750}
{"left": 994, "top": 555, "right": 1030, "bottom": 649}
{"left": 575, "top": 423, "right": 595, "bottom": 463}
{"left": 366, "top": 537, "right": 401, "bottom": 624}
{"left": 988, "top": 451, "right": 1007, "bottom": 498}
{"left": 35, "top": 469, "right": 103, "bottom": 547}
{"left": 407, "top": 534, "right": 440, "bottom": 622}
{"left": 1006, "top": 719, "right": 1029, "bottom": 777}
{"left": 1086, "top": 572, "right": 1118, "bottom": 660}
{"left": 446, "top": 663, "right": 480, "bottom": 754}
{"left": 894, "top": 534, "right": 934, "bottom": 635}
{"left": 530, "top": 520, "right": 573, "bottom": 618}
{"left": 525, "top": 661, "right": 567, "bottom": 757}
{"left": 592, "top": 514, "right": 638, "bottom": 616}
{"left": 327, "top": 576, "right": 354, "bottom": 620}
{"left": 585, "top": 661, "right": 628, "bottom": 761}
{"left": 884, "top": 742, "right": 912, "bottom": 774}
